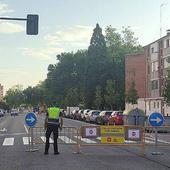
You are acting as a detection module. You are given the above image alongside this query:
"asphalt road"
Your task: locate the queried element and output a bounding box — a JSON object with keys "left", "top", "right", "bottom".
{"left": 0, "top": 113, "right": 170, "bottom": 170}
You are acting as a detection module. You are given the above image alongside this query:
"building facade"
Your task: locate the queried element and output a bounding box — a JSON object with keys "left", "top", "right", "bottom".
{"left": 125, "top": 53, "right": 146, "bottom": 98}
{"left": 125, "top": 31, "right": 170, "bottom": 116}
{"left": 145, "top": 31, "right": 170, "bottom": 98}
{"left": 0, "top": 84, "right": 3, "bottom": 101}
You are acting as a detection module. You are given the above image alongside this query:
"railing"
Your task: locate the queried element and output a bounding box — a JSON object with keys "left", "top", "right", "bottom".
{"left": 26, "top": 125, "right": 170, "bottom": 155}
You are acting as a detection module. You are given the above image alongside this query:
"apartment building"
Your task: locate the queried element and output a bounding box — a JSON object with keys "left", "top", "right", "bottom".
{"left": 0, "top": 84, "right": 3, "bottom": 101}
{"left": 125, "top": 31, "right": 170, "bottom": 116}
{"left": 125, "top": 53, "right": 146, "bottom": 98}
{"left": 145, "top": 31, "right": 170, "bottom": 98}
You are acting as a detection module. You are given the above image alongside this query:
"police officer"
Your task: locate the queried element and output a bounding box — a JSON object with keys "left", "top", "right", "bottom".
{"left": 44, "top": 106, "right": 63, "bottom": 155}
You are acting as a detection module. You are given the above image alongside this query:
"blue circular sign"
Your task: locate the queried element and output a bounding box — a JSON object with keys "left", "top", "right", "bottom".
{"left": 148, "top": 112, "right": 164, "bottom": 127}
{"left": 25, "top": 112, "right": 37, "bottom": 127}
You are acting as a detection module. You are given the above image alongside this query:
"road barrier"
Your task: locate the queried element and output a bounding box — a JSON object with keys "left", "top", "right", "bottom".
{"left": 79, "top": 125, "right": 145, "bottom": 156}
{"left": 26, "top": 125, "right": 170, "bottom": 155}
{"left": 26, "top": 126, "right": 80, "bottom": 153}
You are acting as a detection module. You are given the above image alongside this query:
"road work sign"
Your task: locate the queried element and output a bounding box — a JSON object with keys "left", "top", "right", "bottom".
{"left": 100, "top": 126, "right": 124, "bottom": 135}
{"left": 148, "top": 112, "right": 164, "bottom": 127}
{"left": 81, "top": 126, "right": 100, "bottom": 138}
{"left": 101, "top": 136, "right": 125, "bottom": 144}
{"left": 25, "top": 112, "right": 37, "bottom": 127}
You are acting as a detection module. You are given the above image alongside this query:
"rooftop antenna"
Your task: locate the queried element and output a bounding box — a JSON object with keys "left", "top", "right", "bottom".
{"left": 160, "top": 3, "right": 166, "bottom": 38}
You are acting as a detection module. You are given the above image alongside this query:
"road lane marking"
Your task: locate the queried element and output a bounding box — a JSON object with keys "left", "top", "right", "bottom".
{"left": 23, "top": 137, "right": 29, "bottom": 145}
{"left": 24, "top": 124, "right": 29, "bottom": 134}
{"left": 125, "top": 140, "right": 137, "bottom": 144}
{"left": 41, "top": 136, "right": 54, "bottom": 143}
{"left": 3, "top": 138, "right": 14, "bottom": 146}
{"left": 59, "top": 136, "right": 76, "bottom": 143}
{"left": 74, "top": 136, "right": 97, "bottom": 143}
{"left": 0, "top": 128, "right": 7, "bottom": 132}
{"left": 157, "top": 139, "right": 170, "bottom": 144}
{"left": 0, "top": 132, "right": 26, "bottom": 137}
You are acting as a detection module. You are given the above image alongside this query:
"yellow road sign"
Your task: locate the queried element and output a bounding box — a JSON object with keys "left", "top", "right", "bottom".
{"left": 101, "top": 126, "right": 124, "bottom": 135}
{"left": 101, "top": 136, "right": 125, "bottom": 144}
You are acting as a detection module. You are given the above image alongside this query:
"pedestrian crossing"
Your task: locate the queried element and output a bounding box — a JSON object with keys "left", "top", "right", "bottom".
{"left": 0, "top": 135, "right": 170, "bottom": 146}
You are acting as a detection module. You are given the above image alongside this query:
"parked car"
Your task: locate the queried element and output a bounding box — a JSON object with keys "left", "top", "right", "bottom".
{"left": 82, "top": 109, "right": 90, "bottom": 121}
{"left": 11, "top": 109, "right": 19, "bottom": 116}
{"left": 78, "top": 110, "right": 84, "bottom": 120}
{"left": 96, "top": 111, "right": 113, "bottom": 125}
{"left": 73, "top": 109, "right": 81, "bottom": 120}
{"left": 86, "top": 110, "right": 100, "bottom": 123}
{"left": 0, "top": 109, "right": 4, "bottom": 117}
{"left": 108, "top": 111, "right": 123, "bottom": 125}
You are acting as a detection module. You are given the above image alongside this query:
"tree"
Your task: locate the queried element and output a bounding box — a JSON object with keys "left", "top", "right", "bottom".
{"left": 85, "top": 23, "right": 110, "bottom": 108}
{"left": 126, "top": 80, "right": 138, "bottom": 104}
{"left": 94, "top": 86, "right": 103, "bottom": 109}
{"left": 104, "top": 80, "right": 117, "bottom": 110}
{"left": 64, "top": 88, "right": 80, "bottom": 107}
{"left": 163, "top": 70, "right": 170, "bottom": 105}
{"left": 105, "top": 26, "right": 143, "bottom": 110}
{"left": 4, "top": 85, "right": 25, "bottom": 108}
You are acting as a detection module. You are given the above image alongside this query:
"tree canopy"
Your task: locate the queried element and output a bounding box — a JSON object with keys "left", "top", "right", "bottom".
{"left": 4, "top": 24, "right": 143, "bottom": 110}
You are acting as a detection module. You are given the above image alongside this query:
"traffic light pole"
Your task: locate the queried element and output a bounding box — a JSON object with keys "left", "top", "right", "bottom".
{"left": 0, "top": 17, "right": 27, "bottom": 21}
{"left": 0, "top": 14, "right": 38, "bottom": 35}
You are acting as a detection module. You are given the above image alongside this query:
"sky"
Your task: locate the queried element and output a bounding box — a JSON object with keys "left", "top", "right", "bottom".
{"left": 0, "top": 0, "right": 170, "bottom": 93}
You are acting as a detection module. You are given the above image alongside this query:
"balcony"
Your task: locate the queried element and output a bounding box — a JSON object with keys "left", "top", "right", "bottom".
{"left": 151, "top": 71, "right": 159, "bottom": 79}
{"left": 163, "top": 46, "right": 170, "bottom": 57}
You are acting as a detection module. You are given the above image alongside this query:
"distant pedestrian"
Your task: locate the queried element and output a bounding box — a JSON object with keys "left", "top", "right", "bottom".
{"left": 44, "top": 106, "right": 63, "bottom": 155}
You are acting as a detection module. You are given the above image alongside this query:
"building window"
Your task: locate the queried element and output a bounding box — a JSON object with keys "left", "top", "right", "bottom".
{"left": 151, "top": 61, "right": 158, "bottom": 72}
{"left": 151, "top": 47, "right": 154, "bottom": 53}
{"left": 159, "top": 40, "right": 163, "bottom": 48}
{"left": 151, "top": 80, "right": 158, "bottom": 90}
{"left": 166, "top": 39, "right": 169, "bottom": 48}
{"left": 164, "top": 56, "right": 170, "bottom": 69}
{"left": 157, "top": 102, "right": 159, "bottom": 108}
{"left": 160, "top": 49, "right": 163, "bottom": 56}
{"left": 153, "top": 102, "right": 156, "bottom": 108}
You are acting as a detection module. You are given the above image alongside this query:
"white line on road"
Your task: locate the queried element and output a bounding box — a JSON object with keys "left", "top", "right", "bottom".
{"left": 74, "top": 136, "right": 97, "bottom": 143}
{"left": 3, "top": 138, "right": 14, "bottom": 146}
{"left": 0, "top": 128, "right": 7, "bottom": 132}
{"left": 24, "top": 124, "right": 29, "bottom": 134}
{"left": 0, "top": 132, "right": 26, "bottom": 137}
{"left": 41, "top": 136, "right": 54, "bottom": 143}
{"left": 23, "top": 137, "right": 29, "bottom": 145}
{"left": 59, "top": 136, "right": 76, "bottom": 143}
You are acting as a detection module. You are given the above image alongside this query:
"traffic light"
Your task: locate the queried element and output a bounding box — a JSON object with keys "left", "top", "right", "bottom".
{"left": 26, "top": 14, "right": 38, "bottom": 35}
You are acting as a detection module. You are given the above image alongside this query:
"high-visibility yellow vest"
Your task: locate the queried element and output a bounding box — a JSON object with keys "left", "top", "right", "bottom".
{"left": 47, "top": 107, "right": 60, "bottom": 119}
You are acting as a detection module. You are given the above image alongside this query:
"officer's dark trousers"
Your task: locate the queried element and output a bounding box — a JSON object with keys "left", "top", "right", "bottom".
{"left": 45, "top": 123, "right": 59, "bottom": 153}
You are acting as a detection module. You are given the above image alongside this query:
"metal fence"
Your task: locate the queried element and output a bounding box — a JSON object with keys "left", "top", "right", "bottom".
{"left": 26, "top": 125, "right": 170, "bottom": 155}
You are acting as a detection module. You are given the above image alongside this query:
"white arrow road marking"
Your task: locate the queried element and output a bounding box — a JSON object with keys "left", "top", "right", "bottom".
{"left": 3, "top": 138, "right": 14, "bottom": 146}
{"left": 150, "top": 117, "right": 162, "bottom": 123}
